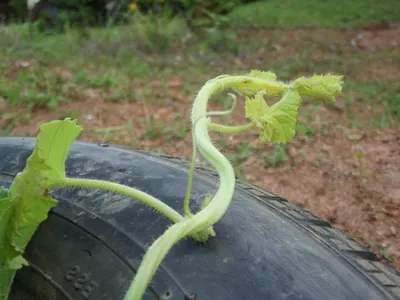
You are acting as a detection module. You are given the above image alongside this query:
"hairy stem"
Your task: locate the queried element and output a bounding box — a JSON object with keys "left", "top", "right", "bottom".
{"left": 57, "top": 178, "right": 184, "bottom": 224}
{"left": 208, "top": 121, "right": 256, "bottom": 133}
{"left": 123, "top": 75, "right": 287, "bottom": 300}
{"left": 183, "top": 93, "right": 239, "bottom": 217}
{"left": 183, "top": 131, "right": 196, "bottom": 218}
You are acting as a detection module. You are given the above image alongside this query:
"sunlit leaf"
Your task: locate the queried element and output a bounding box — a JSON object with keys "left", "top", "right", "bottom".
{"left": 246, "top": 70, "right": 278, "bottom": 81}
{"left": 245, "top": 90, "right": 269, "bottom": 120}
{"left": 291, "top": 74, "right": 343, "bottom": 102}
{"left": 245, "top": 89, "right": 301, "bottom": 144}
{"left": 29, "top": 118, "right": 83, "bottom": 185}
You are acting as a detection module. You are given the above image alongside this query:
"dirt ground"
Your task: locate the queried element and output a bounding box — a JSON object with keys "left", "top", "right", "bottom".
{"left": 2, "top": 24, "right": 400, "bottom": 270}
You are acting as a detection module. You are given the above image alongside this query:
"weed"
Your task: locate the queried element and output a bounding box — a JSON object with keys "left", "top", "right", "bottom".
{"left": 74, "top": 70, "right": 119, "bottom": 88}
{"left": 371, "top": 110, "right": 394, "bottom": 128}
{"left": 165, "top": 117, "right": 189, "bottom": 141}
{"left": 125, "top": 120, "right": 137, "bottom": 147}
{"left": 0, "top": 23, "right": 30, "bottom": 50}
{"left": 380, "top": 243, "right": 395, "bottom": 261}
{"left": 261, "top": 145, "right": 287, "bottom": 167}
{"left": 370, "top": 241, "right": 395, "bottom": 262}
{"left": 229, "top": 141, "right": 253, "bottom": 161}
{"left": 0, "top": 122, "right": 15, "bottom": 137}
{"left": 143, "top": 118, "right": 165, "bottom": 140}
{"left": 227, "top": 141, "right": 253, "bottom": 178}
{"left": 0, "top": 111, "right": 30, "bottom": 136}
{"left": 103, "top": 90, "right": 125, "bottom": 102}
{"left": 296, "top": 121, "right": 314, "bottom": 140}
{"left": 233, "top": 163, "right": 245, "bottom": 179}
{"left": 317, "top": 125, "right": 330, "bottom": 136}
{"left": 144, "top": 128, "right": 159, "bottom": 140}
{"left": 64, "top": 109, "right": 80, "bottom": 120}
{"left": 142, "top": 114, "right": 189, "bottom": 142}
{"left": 368, "top": 240, "right": 377, "bottom": 249}
{"left": 344, "top": 81, "right": 400, "bottom": 126}
{"left": 0, "top": 68, "right": 66, "bottom": 110}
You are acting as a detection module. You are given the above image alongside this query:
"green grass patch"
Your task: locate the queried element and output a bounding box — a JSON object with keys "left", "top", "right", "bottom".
{"left": 229, "top": 0, "right": 400, "bottom": 28}
{"left": 345, "top": 81, "right": 400, "bottom": 114}
{"left": 259, "top": 145, "right": 288, "bottom": 168}
{"left": 0, "top": 66, "right": 67, "bottom": 110}
{"left": 344, "top": 80, "right": 400, "bottom": 127}
{"left": 1, "top": 11, "right": 399, "bottom": 135}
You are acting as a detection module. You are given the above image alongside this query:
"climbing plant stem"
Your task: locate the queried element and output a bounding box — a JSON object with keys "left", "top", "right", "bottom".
{"left": 122, "top": 75, "right": 288, "bottom": 300}
{"left": 208, "top": 121, "right": 256, "bottom": 133}
{"left": 58, "top": 178, "right": 184, "bottom": 224}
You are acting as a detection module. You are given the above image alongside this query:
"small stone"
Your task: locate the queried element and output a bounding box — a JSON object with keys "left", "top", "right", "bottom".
{"left": 390, "top": 226, "right": 397, "bottom": 235}
{"left": 184, "top": 293, "right": 197, "bottom": 300}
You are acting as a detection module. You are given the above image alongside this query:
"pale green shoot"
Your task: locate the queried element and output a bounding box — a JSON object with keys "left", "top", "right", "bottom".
{"left": 292, "top": 74, "right": 343, "bottom": 101}
{"left": 245, "top": 89, "right": 301, "bottom": 143}
{"left": 123, "top": 71, "right": 343, "bottom": 299}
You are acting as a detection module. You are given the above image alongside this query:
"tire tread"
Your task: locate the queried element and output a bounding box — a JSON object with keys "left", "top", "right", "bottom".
{"left": 135, "top": 146, "right": 400, "bottom": 299}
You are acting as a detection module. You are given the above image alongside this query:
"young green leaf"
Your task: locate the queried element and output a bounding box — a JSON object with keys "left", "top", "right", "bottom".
{"left": 246, "top": 70, "right": 278, "bottom": 82}
{"left": 245, "top": 90, "right": 269, "bottom": 120}
{"left": 291, "top": 74, "right": 343, "bottom": 102}
{"left": 245, "top": 89, "right": 301, "bottom": 144}
{"left": 0, "top": 118, "right": 82, "bottom": 300}
{"left": 28, "top": 118, "right": 83, "bottom": 185}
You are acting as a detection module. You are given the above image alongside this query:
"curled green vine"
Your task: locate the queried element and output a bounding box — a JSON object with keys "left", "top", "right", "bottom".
{"left": 183, "top": 92, "right": 239, "bottom": 218}
{"left": 123, "top": 71, "right": 343, "bottom": 300}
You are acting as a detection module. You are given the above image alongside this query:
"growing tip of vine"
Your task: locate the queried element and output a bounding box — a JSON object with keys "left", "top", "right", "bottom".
{"left": 291, "top": 74, "right": 344, "bottom": 102}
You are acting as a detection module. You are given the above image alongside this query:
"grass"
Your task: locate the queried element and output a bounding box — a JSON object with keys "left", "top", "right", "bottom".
{"left": 228, "top": 0, "right": 400, "bottom": 29}
{"left": 343, "top": 81, "right": 400, "bottom": 128}
{"left": 227, "top": 141, "right": 254, "bottom": 179}
{"left": 345, "top": 81, "right": 400, "bottom": 118}
{"left": 260, "top": 145, "right": 288, "bottom": 168}
{"left": 0, "top": 66, "right": 66, "bottom": 110}
{"left": 128, "top": 12, "right": 191, "bottom": 54}
{"left": 1, "top": 6, "right": 399, "bottom": 130}
{"left": 296, "top": 121, "right": 315, "bottom": 140}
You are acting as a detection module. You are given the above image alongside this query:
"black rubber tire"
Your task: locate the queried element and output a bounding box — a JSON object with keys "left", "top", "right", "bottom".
{"left": 1, "top": 137, "right": 399, "bottom": 300}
